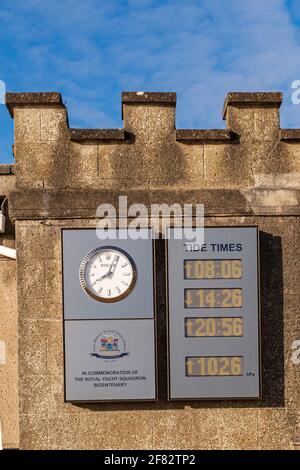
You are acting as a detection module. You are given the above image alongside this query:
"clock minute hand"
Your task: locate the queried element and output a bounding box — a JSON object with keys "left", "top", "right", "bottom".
{"left": 103, "top": 255, "right": 118, "bottom": 277}
{"left": 109, "top": 255, "right": 120, "bottom": 279}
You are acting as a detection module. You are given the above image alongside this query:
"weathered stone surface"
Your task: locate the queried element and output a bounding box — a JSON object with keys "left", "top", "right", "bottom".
{"left": 70, "top": 128, "right": 126, "bottom": 142}
{"left": 204, "top": 142, "right": 252, "bottom": 187}
{"left": 0, "top": 173, "right": 16, "bottom": 199}
{"left": 10, "top": 188, "right": 252, "bottom": 219}
{"left": 6, "top": 92, "right": 64, "bottom": 117}
{"left": 176, "top": 129, "right": 237, "bottom": 142}
{"left": 41, "top": 108, "right": 69, "bottom": 142}
{"left": 19, "top": 414, "right": 49, "bottom": 450}
{"left": 223, "top": 93, "right": 282, "bottom": 143}
{"left": 14, "top": 108, "right": 41, "bottom": 143}
{"left": 223, "top": 92, "right": 282, "bottom": 118}
{"left": 122, "top": 91, "right": 176, "bottom": 105}
{"left": 14, "top": 142, "right": 70, "bottom": 189}
{"left": 257, "top": 409, "right": 295, "bottom": 449}
{"left": 0, "top": 259, "right": 18, "bottom": 449}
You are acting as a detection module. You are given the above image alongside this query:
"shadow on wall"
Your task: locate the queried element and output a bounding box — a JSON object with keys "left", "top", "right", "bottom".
{"left": 74, "top": 232, "right": 284, "bottom": 412}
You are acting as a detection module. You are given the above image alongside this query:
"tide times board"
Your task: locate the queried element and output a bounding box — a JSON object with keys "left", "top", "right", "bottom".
{"left": 166, "top": 227, "right": 261, "bottom": 400}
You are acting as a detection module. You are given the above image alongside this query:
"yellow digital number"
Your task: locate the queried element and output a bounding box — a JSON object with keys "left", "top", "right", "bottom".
{"left": 221, "top": 289, "right": 232, "bottom": 307}
{"left": 220, "top": 260, "right": 231, "bottom": 278}
{"left": 205, "top": 290, "right": 215, "bottom": 308}
{"left": 195, "top": 261, "right": 204, "bottom": 279}
{"left": 186, "top": 356, "right": 243, "bottom": 376}
{"left": 207, "top": 357, "right": 218, "bottom": 375}
{"left": 232, "top": 260, "right": 242, "bottom": 278}
{"left": 231, "top": 357, "right": 243, "bottom": 375}
{"left": 221, "top": 289, "right": 242, "bottom": 308}
{"left": 232, "top": 317, "right": 243, "bottom": 336}
{"left": 232, "top": 289, "right": 242, "bottom": 307}
{"left": 221, "top": 317, "right": 233, "bottom": 336}
{"left": 196, "top": 357, "right": 206, "bottom": 375}
{"left": 205, "top": 261, "right": 215, "bottom": 278}
{"left": 219, "top": 357, "right": 230, "bottom": 375}
{"left": 195, "top": 318, "right": 205, "bottom": 336}
{"left": 206, "top": 318, "right": 216, "bottom": 336}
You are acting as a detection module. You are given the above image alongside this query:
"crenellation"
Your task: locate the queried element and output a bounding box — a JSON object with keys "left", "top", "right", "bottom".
{"left": 3, "top": 90, "right": 300, "bottom": 194}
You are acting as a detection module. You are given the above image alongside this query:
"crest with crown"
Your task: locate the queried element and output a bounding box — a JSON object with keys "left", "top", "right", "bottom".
{"left": 99, "top": 334, "right": 120, "bottom": 356}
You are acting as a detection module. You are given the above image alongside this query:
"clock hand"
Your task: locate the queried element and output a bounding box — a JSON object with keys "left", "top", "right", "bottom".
{"left": 98, "top": 272, "right": 110, "bottom": 281}
{"left": 96, "top": 265, "right": 114, "bottom": 282}
{"left": 95, "top": 256, "right": 118, "bottom": 282}
{"left": 109, "top": 255, "right": 120, "bottom": 279}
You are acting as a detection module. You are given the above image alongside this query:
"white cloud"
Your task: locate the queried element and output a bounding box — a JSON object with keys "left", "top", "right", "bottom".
{"left": 1, "top": 0, "right": 300, "bottom": 135}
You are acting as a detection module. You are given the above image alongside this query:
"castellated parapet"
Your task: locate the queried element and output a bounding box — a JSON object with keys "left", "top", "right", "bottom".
{"left": 2, "top": 91, "right": 300, "bottom": 220}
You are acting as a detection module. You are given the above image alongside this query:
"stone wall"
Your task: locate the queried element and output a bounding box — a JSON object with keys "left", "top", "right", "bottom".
{"left": 1, "top": 91, "right": 300, "bottom": 449}
{"left": 0, "top": 166, "right": 18, "bottom": 448}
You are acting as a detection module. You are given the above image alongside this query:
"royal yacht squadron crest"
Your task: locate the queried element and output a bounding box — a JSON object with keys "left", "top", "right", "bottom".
{"left": 90, "top": 330, "right": 129, "bottom": 360}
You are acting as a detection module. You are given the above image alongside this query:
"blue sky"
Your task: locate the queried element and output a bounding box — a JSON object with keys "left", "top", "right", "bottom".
{"left": 1, "top": 0, "right": 300, "bottom": 163}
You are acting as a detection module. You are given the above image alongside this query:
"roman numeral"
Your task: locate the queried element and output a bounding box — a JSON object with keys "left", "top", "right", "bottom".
{"left": 121, "top": 281, "right": 128, "bottom": 286}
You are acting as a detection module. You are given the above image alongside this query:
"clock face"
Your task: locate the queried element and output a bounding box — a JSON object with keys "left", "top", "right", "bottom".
{"left": 79, "top": 246, "right": 137, "bottom": 302}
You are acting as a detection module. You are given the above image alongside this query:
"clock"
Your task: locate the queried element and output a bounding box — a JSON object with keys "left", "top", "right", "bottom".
{"left": 79, "top": 246, "right": 137, "bottom": 302}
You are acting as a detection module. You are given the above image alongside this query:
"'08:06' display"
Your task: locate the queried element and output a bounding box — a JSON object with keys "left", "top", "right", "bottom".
{"left": 184, "top": 259, "right": 242, "bottom": 279}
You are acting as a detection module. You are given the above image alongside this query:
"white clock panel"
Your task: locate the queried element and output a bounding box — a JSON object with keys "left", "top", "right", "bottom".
{"left": 62, "top": 228, "right": 154, "bottom": 319}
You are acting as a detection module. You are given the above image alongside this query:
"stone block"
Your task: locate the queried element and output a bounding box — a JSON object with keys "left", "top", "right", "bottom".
{"left": 257, "top": 409, "right": 294, "bottom": 449}
{"left": 204, "top": 143, "right": 251, "bottom": 187}
{"left": 19, "top": 414, "right": 48, "bottom": 450}
{"left": 68, "top": 142, "right": 98, "bottom": 188}
{"left": 41, "top": 108, "right": 68, "bottom": 142}
{"left": 47, "top": 414, "right": 81, "bottom": 450}
{"left": 226, "top": 106, "right": 280, "bottom": 142}
{"left": 14, "top": 142, "right": 70, "bottom": 188}
{"left": 14, "top": 108, "right": 41, "bottom": 143}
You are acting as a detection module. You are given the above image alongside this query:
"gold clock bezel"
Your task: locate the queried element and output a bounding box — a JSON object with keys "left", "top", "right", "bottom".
{"left": 79, "top": 245, "right": 137, "bottom": 303}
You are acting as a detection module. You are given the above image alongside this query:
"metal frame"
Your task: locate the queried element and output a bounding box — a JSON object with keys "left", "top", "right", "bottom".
{"left": 79, "top": 245, "right": 137, "bottom": 303}
{"left": 166, "top": 225, "right": 262, "bottom": 401}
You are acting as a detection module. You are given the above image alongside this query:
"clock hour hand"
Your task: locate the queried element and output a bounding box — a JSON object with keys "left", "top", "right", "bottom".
{"left": 96, "top": 264, "right": 115, "bottom": 282}
{"left": 97, "top": 257, "right": 119, "bottom": 281}
{"left": 98, "top": 272, "right": 110, "bottom": 281}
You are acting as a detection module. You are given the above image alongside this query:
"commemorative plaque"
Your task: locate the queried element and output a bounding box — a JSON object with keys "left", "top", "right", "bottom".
{"left": 62, "top": 228, "right": 157, "bottom": 402}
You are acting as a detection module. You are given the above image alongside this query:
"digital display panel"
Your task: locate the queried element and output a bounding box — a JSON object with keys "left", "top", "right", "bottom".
{"left": 185, "top": 356, "right": 244, "bottom": 377}
{"left": 185, "top": 317, "right": 243, "bottom": 337}
{"left": 184, "top": 259, "right": 242, "bottom": 279}
{"left": 167, "top": 226, "right": 261, "bottom": 400}
{"left": 184, "top": 288, "right": 243, "bottom": 308}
